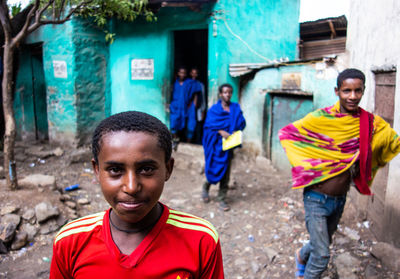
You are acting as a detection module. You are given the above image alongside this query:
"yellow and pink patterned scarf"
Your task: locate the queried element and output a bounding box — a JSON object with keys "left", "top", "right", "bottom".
{"left": 279, "top": 101, "right": 400, "bottom": 195}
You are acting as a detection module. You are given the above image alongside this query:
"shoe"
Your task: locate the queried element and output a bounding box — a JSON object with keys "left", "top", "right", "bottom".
{"left": 219, "top": 201, "right": 230, "bottom": 211}
{"left": 172, "top": 140, "right": 179, "bottom": 152}
{"left": 202, "top": 188, "right": 210, "bottom": 203}
{"left": 295, "top": 249, "right": 306, "bottom": 278}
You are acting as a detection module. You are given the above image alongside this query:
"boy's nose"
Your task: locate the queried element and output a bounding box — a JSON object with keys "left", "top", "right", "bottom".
{"left": 123, "top": 172, "right": 141, "bottom": 195}
{"left": 349, "top": 91, "right": 358, "bottom": 99}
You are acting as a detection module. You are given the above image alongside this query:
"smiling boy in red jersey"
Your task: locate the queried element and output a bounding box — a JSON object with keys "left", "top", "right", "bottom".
{"left": 50, "top": 111, "right": 224, "bottom": 279}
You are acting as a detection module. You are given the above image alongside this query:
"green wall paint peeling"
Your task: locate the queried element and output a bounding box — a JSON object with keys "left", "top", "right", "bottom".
{"left": 16, "top": 17, "right": 109, "bottom": 145}
{"left": 15, "top": 2, "right": 303, "bottom": 149}
{"left": 73, "top": 18, "right": 108, "bottom": 145}
{"left": 240, "top": 64, "right": 338, "bottom": 157}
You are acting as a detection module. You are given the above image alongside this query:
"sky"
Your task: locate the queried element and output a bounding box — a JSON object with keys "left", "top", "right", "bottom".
{"left": 9, "top": 0, "right": 349, "bottom": 23}
{"left": 299, "top": 0, "right": 349, "bottom": 22}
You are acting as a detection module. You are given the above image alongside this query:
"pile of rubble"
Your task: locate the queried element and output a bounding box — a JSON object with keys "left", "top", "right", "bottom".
{"left": 0, "top": 202, "right": 65, "bottom": 254}
{"left": 0, "top": 145, "right": 95, "bottom": 256}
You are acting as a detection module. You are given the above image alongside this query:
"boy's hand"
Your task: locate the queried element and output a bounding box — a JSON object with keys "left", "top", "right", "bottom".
{"left": 218, "top": 130, "right": 231, "bottom": 139}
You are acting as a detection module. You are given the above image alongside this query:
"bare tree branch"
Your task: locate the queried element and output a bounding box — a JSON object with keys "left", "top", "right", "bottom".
{"left": 37, "top": 0, "right": 55, "bottom": 22}
{"left": 11, "top": 0, "right": 40, "bottom": 47}
{"left": 36, "top": 0, "right": 94, "bottom": 25}
{"left": 0, "top": 0, "right": 13, "bottom": 43}
{"left": 25, "top": 0, "right": 56, "bottom": 34}
{"left": 52, "top": 1, "right": 55, "bottom": 20}
{"left": 59, "top": 0, "right": 67, "bottom": 19}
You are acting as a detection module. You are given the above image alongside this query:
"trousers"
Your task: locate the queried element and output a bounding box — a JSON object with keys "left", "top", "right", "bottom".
{"left": 300, "top": 189, "right": 346, "bottom": 278}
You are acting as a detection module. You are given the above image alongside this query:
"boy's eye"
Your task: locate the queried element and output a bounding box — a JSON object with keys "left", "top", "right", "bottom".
{"left": 139, "top": 166, "right": 155, "bottom": 175}
{"left": 107, "top": 167, "right": 123, "bottom": 176}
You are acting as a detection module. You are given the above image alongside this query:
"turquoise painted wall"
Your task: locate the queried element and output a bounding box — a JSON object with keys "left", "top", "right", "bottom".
{"left": 240, "top": 63, "right": 337, "bottom": 156}
{"left": 110, "top": 1, "right": 300, "bottom": 125}
{"left": 109, "top": 6, "right": 211, "bottom": 125}
{"left": 208, "top": 0, "right": 300, "bottom": 104}
{"left": 16, "top": 1, "right": 301, "bottom": 145}
{"left": 19, "top": 21, "right": 78, "bottom": 144}
{"left": 72, "top": 18, "right": 109, "bottom": 146}
{"left": 16, "top": 17, "right": 108, "bottom": 145}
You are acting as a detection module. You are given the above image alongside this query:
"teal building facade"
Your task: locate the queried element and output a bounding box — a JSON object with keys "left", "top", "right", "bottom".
{"left": 14, "top": 0, "right": 301, "bottom": 146}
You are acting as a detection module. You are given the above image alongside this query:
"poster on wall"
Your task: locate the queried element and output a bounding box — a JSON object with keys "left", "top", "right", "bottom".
{"left": 131, "top": 59, "right": 154, "bottom": 80}
{"left": 53, "top": 60, "right": 68, "bottom": 79}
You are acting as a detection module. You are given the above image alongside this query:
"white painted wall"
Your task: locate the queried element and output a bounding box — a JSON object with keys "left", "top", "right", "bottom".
{"left": 346, "top": 0, "right": 400, "bottom": 245}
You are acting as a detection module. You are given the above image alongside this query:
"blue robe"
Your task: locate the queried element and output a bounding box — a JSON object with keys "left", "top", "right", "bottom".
{"left": 170, "top": 79, "right": 197, "bottom": 134}
{"left": 191, "top": 80, "right": 206, "bottom": 121}
{"left": 203, "top": 100, "right": 246, "bottom": 184}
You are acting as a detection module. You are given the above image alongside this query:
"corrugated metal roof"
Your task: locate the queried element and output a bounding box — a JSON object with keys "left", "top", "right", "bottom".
{"left": 300, "top": 15, "right": 347, "bottom": 41}
{"left": 229, "top": 57, "right": 334, "bottom": 77}
{"left": 264, "top": 89, "right": 313, "bottom": 96}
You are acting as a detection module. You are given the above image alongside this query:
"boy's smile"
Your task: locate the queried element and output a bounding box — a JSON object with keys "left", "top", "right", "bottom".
{"left": 335, "top": 78, "right": 364, "bottom": 113}
{"left": 93, "top": 131, "right": 173, "bottom": 228}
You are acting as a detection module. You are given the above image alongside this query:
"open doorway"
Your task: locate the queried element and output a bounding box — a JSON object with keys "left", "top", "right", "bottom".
{"left": 173, "top": 29, "right": 208, "bottom": 144}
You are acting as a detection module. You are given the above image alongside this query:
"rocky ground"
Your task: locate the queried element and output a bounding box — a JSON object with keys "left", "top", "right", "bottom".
{"left": 0, "top": 141, "right": 400, "bottom": 278}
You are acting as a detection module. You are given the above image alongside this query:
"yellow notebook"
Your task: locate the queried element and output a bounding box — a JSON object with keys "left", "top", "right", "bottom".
{"left": 222, "top": 130, "right": 242, "bottom": 151}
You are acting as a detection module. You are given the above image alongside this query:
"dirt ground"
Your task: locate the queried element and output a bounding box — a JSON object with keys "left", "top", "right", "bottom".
{"left": 0, "top": 141, "right": 399, "bottom": 278}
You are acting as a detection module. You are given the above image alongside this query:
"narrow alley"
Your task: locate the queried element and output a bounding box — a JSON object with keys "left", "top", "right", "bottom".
{"left": 0, "top": 142, "right": 398, "bottom": 278}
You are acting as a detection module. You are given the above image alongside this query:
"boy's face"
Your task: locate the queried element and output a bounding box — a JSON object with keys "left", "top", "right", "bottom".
{"left": 177, "top": 69, "right": 187, "bottom": 81}
{"left": 335, "top": 78, "right": 365, "bottom": 113}
{"left": 92, "top": 131, "right": 174, "bottom": 225}
{"left": 219, "top": 86, "right": 233, "bottom": 104}
{"left": 190, "top": 69, "right": 198, "bottom": 79}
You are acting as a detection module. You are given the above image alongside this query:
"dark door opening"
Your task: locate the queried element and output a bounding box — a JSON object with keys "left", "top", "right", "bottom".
{"left": 173, "top": 29, "right": 208, "bottom": 144}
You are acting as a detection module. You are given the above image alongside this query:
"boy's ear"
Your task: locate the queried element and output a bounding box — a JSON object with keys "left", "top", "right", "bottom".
{"left": 91, "top": 159, "right": 100, "bottom": 179}
{"left": 165, "top": 157, "right": 174, "bottom": 181}
{"left": 334, "top": 87, "right": 339, "bottom": 96}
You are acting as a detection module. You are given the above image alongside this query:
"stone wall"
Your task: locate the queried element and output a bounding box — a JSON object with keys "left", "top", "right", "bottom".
{"left": 346, "top": 0, "right": 400, "bottom": 247}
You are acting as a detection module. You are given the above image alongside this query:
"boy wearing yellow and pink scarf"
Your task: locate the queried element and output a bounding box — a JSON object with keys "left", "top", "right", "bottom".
{"left": 279, "top": 69, "right": 400, "bottom": 279}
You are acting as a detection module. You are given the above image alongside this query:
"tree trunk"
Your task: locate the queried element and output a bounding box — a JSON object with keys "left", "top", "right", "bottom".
{"left": 2, "top": 44, "right": 18, "bottom": 190}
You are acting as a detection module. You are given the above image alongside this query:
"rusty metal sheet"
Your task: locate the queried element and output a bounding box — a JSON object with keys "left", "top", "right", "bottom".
{"left": 368, "top": 71, "right": 396, "bottom": 241}
{"left": 374, "top": 72, "right": 396, "bottom": 126}
{"left": 282, "top": 73, "right": 302, "bottom": 89}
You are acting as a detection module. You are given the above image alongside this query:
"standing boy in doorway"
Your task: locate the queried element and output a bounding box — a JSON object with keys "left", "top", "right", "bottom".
{"left": 202, "top": 84, "right": 246, "bottom": 211}
{"left": 50, "top": 111, "right": 224, "bottom": 278}
{"left": 169, "top": 67, "right": 197, "bottom": 149}
{"left": 190, "top": 67, "right": 207, "bottom": 144}
{"left": 279, "top": 68, "right": 400, "bottom": 278}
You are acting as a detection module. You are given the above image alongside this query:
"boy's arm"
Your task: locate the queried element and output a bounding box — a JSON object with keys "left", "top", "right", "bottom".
{"left": 373, "top": 115, "right": 400, "bottom": 165}
{"left": 200, "top": 239, "right": 225, "bottom": 279}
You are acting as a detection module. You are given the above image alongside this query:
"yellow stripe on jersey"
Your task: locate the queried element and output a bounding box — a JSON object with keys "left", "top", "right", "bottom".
{"left": 55, "top": 211, "right": 105, "bottom": 238}
{"left": 169, "top": 209, "right": 215, "bottom": 229}
{"left": 167, "top": 210, "right": 218, "bottom": 243}
{"left": 54, "top": 211, "right": 106, "bottom": 244}
{"left": 168, "top": 214, "right": 218, "bottom": 240}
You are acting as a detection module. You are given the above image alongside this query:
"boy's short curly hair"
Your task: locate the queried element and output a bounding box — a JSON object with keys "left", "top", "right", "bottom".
{"left": 337, "top": 68, "right": 366, "bottom": 88}
{"left": 92, "top": 111, "right": 172, "bottom": 164}
{"left": 218, "top": 83, "right": 233, "bottom": 94}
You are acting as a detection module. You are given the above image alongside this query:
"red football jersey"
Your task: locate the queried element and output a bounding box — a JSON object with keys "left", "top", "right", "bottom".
{"left": 50, "top": 203, "right": 224, "bottom": 279}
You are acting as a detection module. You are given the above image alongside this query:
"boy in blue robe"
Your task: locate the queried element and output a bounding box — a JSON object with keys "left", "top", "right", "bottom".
{"left": 190, "top": 68, "right": 207, "bottom": 144}
{"left": 202, "top": 83, "right": 246, "bottom": 211}
{"left": 169, "top": 67, "right": 197, "bottom": 149}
